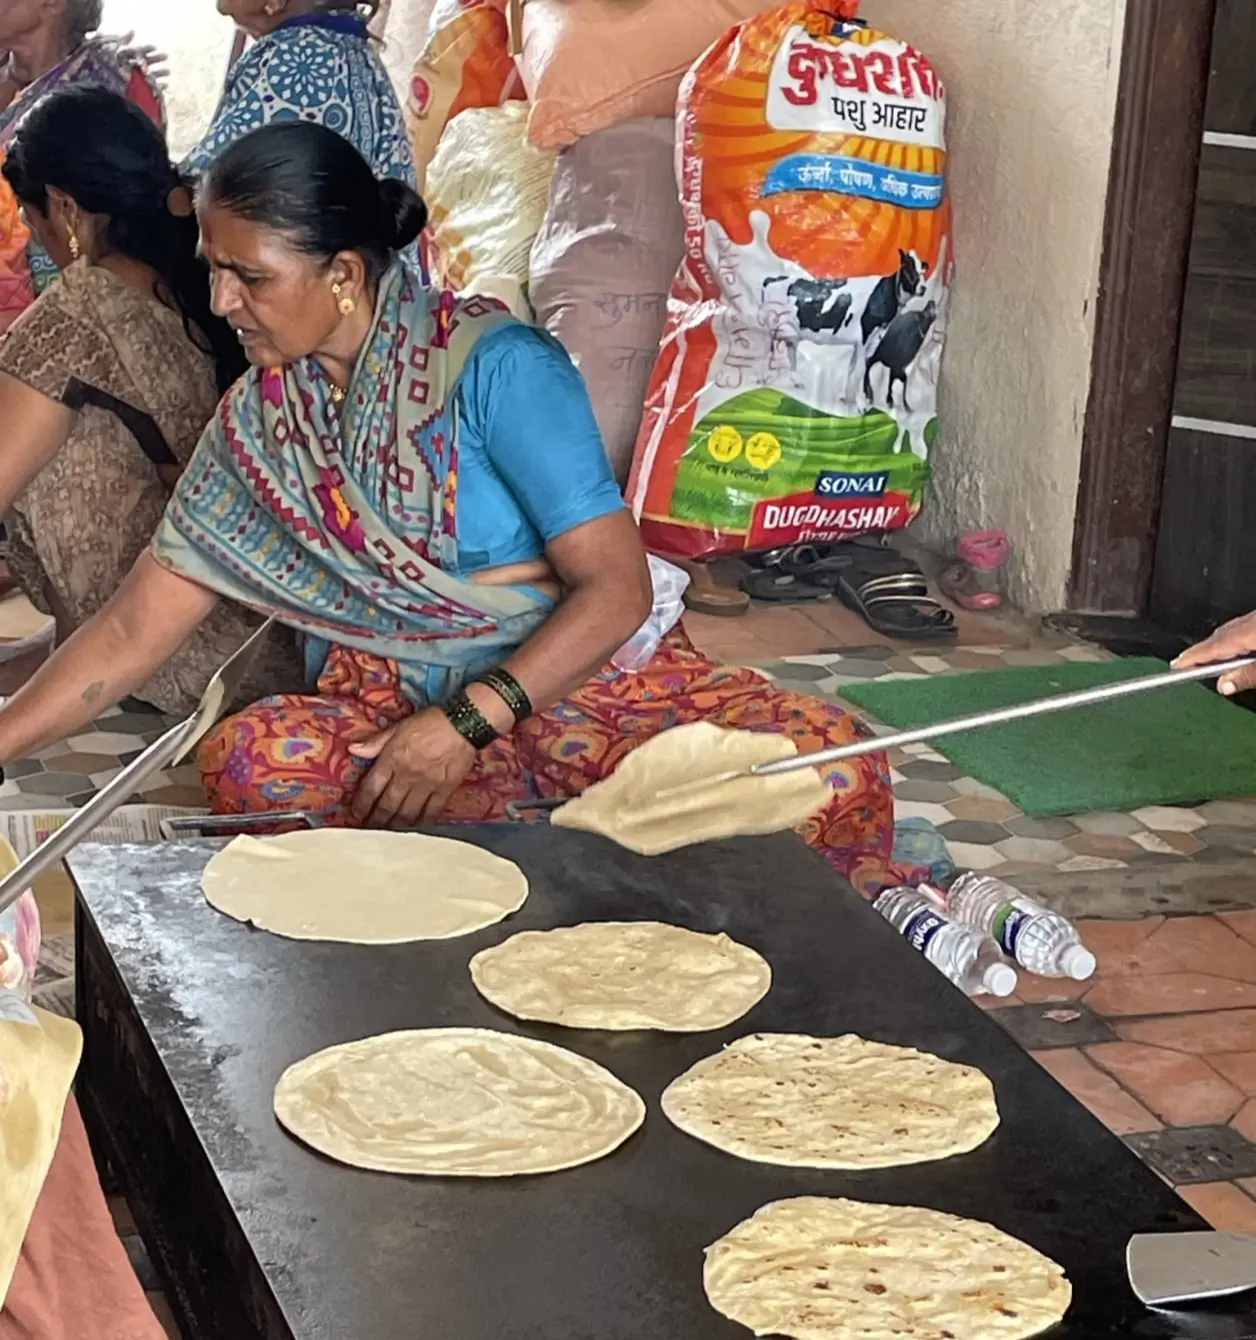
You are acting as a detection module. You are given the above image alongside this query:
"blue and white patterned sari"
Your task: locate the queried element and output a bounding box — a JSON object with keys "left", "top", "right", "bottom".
{"left": 183, "top": 12, "right": 416, "bottom": 188}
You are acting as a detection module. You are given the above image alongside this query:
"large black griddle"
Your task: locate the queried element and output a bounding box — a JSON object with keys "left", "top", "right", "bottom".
{"left": 70, "top": 827, "right": 1256, "bottom": 1340}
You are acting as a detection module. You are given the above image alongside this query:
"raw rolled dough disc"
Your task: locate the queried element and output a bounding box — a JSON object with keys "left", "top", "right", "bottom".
{"left": 662, "top": 1033, "right": 999, "bottom": 1169}
{"left": 469, "top": 922, "right": 772, "bottom": 1031}
{"left": 201, "top": 829, "right": 528, "bottom": 943}
{"left": 704, "top": 1197, "right": 1071, "bottom": 1340}
{"left": 273, "top": 1027, "right": 645, "bottom": 1176}
{"left": 551, "top": 722, "right": 832, "bottom": 855}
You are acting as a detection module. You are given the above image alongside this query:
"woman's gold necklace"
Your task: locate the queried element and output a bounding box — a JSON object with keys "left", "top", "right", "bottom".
{"left": 328, "top": 381, "right": 347, "bottom": 407}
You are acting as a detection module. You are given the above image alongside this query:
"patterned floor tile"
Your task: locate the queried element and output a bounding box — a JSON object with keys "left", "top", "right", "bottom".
{"left": 1003, "top": 816, "right": 1079, "bottom": 840}
{"left": 1132, "top": 806, "right": 1209, "bottom": 834}
{"left": 945, "top": 796, "right": 1021, "bottom": 823}
{"left": 994, "top": 836, "right": 1072, "bottom": 865}
{"left": 991, "top": 1001, "right": 1117, "bottom": 1050}
{"left": 943, "top": 841, "right": 1007, "bottom": 872}
{"left": 938, "top": 820, "right": 1010, "bottom": 845}
{"left": 893, "top": 779, "right": 961, "bottom": 803}
{"left": 1222, "top": 911, "right": 1256, "bottom": 948}
{"left": 1125, "top": 1126, "right": 1256, "bottom": 1185}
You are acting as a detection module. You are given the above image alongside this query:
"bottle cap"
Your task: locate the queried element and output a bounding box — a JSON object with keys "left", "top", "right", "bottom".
{"left": 982, "top": 961, "right": 1018, "bottom": 997}
{"left": 1061, "top": 944, "right": 1097, "bottom": 981}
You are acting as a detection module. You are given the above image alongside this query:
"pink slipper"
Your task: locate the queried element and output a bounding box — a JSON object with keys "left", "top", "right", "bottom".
{"left": 938, "top": 530, "right": 1011, "bottom": 611}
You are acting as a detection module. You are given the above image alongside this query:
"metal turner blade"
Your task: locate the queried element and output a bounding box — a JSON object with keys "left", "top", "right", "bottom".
{"left": 648, "top": 655, "right": 1256, "bottom": 804}
{"left": 1128, "top": 1231, "right": 1256, "bottom": 1307}
{"left": 0, "top": 616, "right": 277, "bottom": 918}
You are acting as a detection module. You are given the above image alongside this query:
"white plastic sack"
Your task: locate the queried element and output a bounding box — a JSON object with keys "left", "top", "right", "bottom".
{"left": 426, "top": 102, "right": 557, "bottom": 311}
{"left": 611, "top": 555, "right": 690, "bottom": 672}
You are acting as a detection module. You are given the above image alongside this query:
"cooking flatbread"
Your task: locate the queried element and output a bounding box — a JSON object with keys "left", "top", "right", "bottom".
{"left": 202, "top": 829, "right": 527, "bottom": 943}
{"left": 551, "top": 722, "right": 831, "bottom": 855}
{"left": 662, "top": 1033, "right": 999, "bottom": 1168}
{"left": 470, "top": 922, "right": 771, "bottom": 1031}
{"left": 273, "top": 1027, "right": 645, "bottom": 1176}
{"left": 705, "top": 1197, "right": 1071, "bottom": 1340}
{"left": 1, "top": 1005, "right": 83, "bottom": 1309}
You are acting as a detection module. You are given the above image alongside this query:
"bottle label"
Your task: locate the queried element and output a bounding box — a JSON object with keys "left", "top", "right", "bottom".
{"left": 992, "top": 904, "right": 1030, "bottom": 956}
{"left": 903, "top": 908, "right": 948, "bottom": 952}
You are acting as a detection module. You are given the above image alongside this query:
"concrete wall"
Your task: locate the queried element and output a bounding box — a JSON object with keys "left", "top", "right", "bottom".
{"left": 863, "top": 0, "right": 1128, "bottom": 610}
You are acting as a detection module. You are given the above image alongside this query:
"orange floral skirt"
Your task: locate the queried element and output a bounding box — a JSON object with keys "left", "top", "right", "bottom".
{"left": 200, "top": 628, "right": 904, "bottom": 898}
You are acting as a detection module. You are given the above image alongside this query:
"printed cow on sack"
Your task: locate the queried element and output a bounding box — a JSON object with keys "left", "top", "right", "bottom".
{"left": 760, "top": 248, "right": 928, "bottom": 408}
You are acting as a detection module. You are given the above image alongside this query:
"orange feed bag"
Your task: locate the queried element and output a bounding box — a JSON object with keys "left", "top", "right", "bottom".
{"left": 628, "top": 4, "right": 953, "bottom": 560}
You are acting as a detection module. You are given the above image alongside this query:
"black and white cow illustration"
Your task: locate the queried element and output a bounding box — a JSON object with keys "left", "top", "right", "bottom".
{"left": 864, "top": 300, "right": 938, "bottom": 410}
{"left": 760, "top": 275, "right": 857, "bottom": 380}
{"left": 861, "top": 248, "right": 928, "bottom": 346}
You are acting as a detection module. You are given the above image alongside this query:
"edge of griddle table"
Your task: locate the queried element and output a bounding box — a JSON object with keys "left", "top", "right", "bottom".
{"left": 70, "top": 828, "right": 1256, "bottom": 1340}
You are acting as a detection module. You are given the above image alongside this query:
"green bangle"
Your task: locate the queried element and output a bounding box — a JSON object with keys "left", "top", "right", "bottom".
{"left": 441, "top": 691, "right": 499, "bottom": 750}
{"left": 472, "top": 667, "right": 532, "bottom": 723}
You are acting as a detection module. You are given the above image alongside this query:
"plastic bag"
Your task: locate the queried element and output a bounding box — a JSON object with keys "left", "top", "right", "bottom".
{"left": 405, "top": 0, "right": 523, "bottom": 189}
{"left": 627, "top": 4, "right": 953, "bottom": 560}
{"left": 425, "top": 102, "right": 557, "bottom": 313}
{"left": 611, "top": 555, "right": 691, "bottom": 672}
{"left": 529, "top": 118, "right": 684, "bottom": 483}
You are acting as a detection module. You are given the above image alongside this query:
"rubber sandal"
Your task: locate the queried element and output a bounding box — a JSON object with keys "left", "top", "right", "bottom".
{"left": 678, "top": 559, "right": 750, "bottom": 617}
{"left": 837, "top": 566, "right": 957, "bottom": 640}
{"left": 741, "top": 566, "right": 834, "bottom": 603}
{"left": 937, "top": 530, "right": 1010, "bottom": 612}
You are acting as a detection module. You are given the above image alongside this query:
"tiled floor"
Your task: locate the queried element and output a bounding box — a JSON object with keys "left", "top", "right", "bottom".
{"left": 757, "top": 641, "right": 1256, "bottom": 881}
{"left": 983, "top": 912, "right": 1256, "bottom": 1232}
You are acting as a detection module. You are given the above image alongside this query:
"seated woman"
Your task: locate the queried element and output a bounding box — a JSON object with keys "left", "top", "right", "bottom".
{"left": 0, "top": 0, "right": 163, "bottom": 332}
{"left": 0, "top": 87, "right": 300, "bottom": 714}
{"left": 185, "top": 1, "right": 414, "bottom": 185}
{"left": 0, "top": 123, "right": 901, "bottom": 896}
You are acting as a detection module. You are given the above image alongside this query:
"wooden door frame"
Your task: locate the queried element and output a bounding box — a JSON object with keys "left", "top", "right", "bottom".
{"left": 1067, "top": 0, "right": 1219, "bottom": 615}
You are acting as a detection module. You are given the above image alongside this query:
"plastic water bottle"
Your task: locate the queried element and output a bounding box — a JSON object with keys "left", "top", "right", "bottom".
{"left": 942, "top": 873, "right": 1097, "bottom": 981}
{"left": 874, "top": 887, "right": 1018, "bottom": 998}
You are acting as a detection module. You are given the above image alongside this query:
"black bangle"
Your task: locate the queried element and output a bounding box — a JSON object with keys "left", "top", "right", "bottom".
{"left": 441, "top": 691, "right": 499, "bottom": 750}
{"left": 472, "top": 667, "right": 532, "bottom": 724}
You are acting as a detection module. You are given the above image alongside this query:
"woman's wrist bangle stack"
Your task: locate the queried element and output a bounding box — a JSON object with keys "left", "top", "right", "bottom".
{"left": 472, "top": 667, "right": 532, "bottom": 724}
{"left": 441, "top": 692, "right": 499, "bottom": 750}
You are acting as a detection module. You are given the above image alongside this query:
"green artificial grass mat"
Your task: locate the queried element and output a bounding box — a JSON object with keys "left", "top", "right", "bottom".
{"left": 838, "top": 657, "right": 1256, "bottom": 817}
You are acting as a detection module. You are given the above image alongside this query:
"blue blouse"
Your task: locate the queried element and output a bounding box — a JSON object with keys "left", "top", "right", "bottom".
{"left": 452, "top": 324, "right": 625, "bottom": 574}
{"left": 183, "top": 14, "right": 416, "bottom": 187}
{"left": 300, "top": 322, "right": 625, "bottom": 688}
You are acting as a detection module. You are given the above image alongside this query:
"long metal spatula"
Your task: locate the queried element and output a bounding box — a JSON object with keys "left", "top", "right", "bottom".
{"left": 0, "top": 617, "right": 276, "bottom": 919}
{"left": 1128, "top": 1231, "right": 1256, "bottom": 1307}
{"left": 651, "top": 655, "right": 1256, "bottom": 803}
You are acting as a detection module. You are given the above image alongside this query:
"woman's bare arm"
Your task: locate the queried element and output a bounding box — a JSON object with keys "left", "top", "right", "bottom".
{"left": 350, "top": 510, "right": 653, "bottom": 825}
{"left": 468, "top": 510, "right": 653, "bottom": 729}
{"left": 0, "top": 373, "right": 77, "bottom": 514}
{"left": 0, "top": 553, "right": 219, "bottom": 761}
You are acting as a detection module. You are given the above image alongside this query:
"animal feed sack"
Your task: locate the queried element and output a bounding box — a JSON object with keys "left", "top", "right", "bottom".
{"left": 628, "top": 4, "right": 952, "bottom": 560}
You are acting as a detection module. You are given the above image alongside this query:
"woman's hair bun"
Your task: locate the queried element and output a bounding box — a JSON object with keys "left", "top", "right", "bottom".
{"left": 378, "top": 178, "right": 428, "bottom": 251}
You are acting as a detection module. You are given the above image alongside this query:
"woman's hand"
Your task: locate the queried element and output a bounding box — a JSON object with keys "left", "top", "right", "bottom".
{"left": 107, "top": 32, "right": 171, "bottom": 86}
{"left": 1174, "top": 610, "right": 1256, "bottom": 696}
{"left": 348, "top": 708, "right": 476, "bottom": 828}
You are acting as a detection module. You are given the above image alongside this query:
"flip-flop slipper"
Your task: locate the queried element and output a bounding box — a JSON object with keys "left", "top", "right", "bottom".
{"left": 838, "top": 567, "right": 957, "bottom": 640}
{"left": 741, "top": 567, "right": 835, "bottom": 603}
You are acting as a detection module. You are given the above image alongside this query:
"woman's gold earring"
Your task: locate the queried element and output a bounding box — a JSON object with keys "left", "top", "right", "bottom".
{"left": 67, "top": 232, "right": 81, "bottom": 261}
{"left": 331, "top": 282, "right": 355, "bottom": 316}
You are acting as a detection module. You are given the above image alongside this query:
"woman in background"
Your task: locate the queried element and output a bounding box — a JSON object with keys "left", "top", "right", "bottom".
{"left": 186, "top": 0, "right": 415, "bottom": 185}
{"left": 0, "top": 87, "right": 300, "bottom": 713}
{"left": 0, "top": 0, "right": 163, "bottom": 332}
